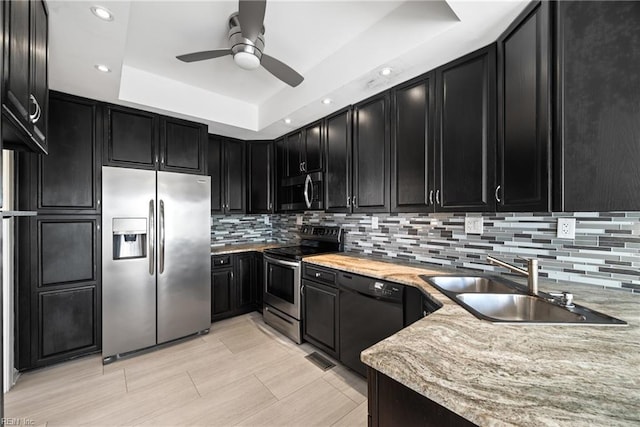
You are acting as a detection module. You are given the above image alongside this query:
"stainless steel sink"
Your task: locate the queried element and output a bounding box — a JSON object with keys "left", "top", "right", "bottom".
{"left": 419, "top": 274, "right": 627, "bottom": 325}
{"left": 456, "top": 293, "right": 585, "bottom": 323}
{"left": 427, "top": 276, "right": 519, "bottom": 294}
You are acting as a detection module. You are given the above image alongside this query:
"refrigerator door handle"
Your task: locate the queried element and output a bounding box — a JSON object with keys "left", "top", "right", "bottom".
{"left": 159, "top": 199, "right": 165, "bottom": 274}
{"left": 149, "top": 199, "right": 155, "bottom": 275}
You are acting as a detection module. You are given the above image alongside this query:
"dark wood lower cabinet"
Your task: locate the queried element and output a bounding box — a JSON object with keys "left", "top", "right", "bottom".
{"left": 211, "top": 252, "right": 262, "bottom": 322}
{"left": 16, "top": 215, "right": 102, "bottom": 370}
{"left": 368, "top": 368, "right": 477, "bottom": 427}
{"left": 302, "top": 279, "right": 338, "bottom": 359}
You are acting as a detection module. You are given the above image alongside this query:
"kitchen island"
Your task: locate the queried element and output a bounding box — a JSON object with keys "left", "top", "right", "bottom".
{"left": 304, "top": 253, "right": 640, "bottom": 426}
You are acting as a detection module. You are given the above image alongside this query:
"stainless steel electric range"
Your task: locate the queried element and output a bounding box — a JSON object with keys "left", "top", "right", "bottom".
{"left": 262, "top": 225, "right": 343, "bottom": 343}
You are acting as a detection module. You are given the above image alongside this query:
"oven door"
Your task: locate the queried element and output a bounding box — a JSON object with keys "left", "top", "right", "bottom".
{"left": 263, "top": 255, "right": 302, "bottom": 319}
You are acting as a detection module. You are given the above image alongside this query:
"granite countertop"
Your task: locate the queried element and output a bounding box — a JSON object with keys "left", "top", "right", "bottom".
{"left": 303, "top": 253, "right": 640, "bottom": 426}
{"left": 210, "top": 242, "right": 288, "bottom": 255}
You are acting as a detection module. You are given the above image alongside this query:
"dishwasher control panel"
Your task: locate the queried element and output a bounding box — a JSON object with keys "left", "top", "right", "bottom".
{"left": 371, "top": 281, "right": 402, "bottom": 298}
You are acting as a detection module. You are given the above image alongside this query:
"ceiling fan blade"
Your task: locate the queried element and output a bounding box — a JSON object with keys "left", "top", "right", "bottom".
{"left": 239, "top": 0, "right": 266, "bottom": 41}
{"left": 261, "top": 54, "right": 304, "bottom": 87}
{"left": 176, "top": 49, "right": 232, "bottom": 63}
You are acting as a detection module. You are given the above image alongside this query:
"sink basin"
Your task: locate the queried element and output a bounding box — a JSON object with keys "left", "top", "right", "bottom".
{"left": 426, "top": 276, "right": 518, "bottom": 294}
{"left": 456, "top": 293, "right": 585, "bottom": 323}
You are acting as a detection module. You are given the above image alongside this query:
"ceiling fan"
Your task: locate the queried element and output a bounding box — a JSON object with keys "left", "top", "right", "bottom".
{"left": 176, "top": 0, "right": 304, "bottom": 87}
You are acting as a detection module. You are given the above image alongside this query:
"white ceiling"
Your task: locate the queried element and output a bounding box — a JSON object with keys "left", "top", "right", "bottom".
{"left": 48, "top": 0, "right": 530, "bottom": 140}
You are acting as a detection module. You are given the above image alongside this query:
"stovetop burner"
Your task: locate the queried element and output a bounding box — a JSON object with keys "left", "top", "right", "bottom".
{"left": 264, "top": 225, "right": 344, "bottom": 261}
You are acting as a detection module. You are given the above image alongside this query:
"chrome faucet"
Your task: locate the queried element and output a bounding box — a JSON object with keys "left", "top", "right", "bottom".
{"left": 486, "top": 255, "right": 539, "bottom": 295}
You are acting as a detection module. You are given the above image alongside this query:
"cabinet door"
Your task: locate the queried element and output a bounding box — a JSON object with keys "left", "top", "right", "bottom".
{"left": 274, "top": 138, "right": 286, "bottom": 211}
{"left": 4, "top": 0, "right": 31, "bottom": 131}
{"left": 224, "top": 140, "right": 246, "bottom": 214}
{"left": 248, "top": 141, "right": 273, "bottom": 213}
{"left": 391, "top": 75, "right": 435, "bottom": 213}
{"left": 435, "top": 45, "right": 496, "bottom": 212}
{"left": 36, "top": 93, "right": 101, "bottom": 213}
{"left": 211, "top": 268, "right": 234, "bottom": 321}
{"left": 160, "top": 117, "right": 206, "bottom": 175}
{"left": 555, "top": 2, "right": 640, "bottom": 211}
{"left": 302, "top": 280, "right": 338, "bottom": 358}
{"left": 16, "top": 215, "right": 101, "bottom": 370}
{"left": 208, "top": 136, "right": 224, "bottom": 214}
{"left": 324, "top": 108, "right": 352, "bottom": 213}
{"left": 103, "top": 105, "right": 158, "bottom": 170}
{"left": 285, "top": 131, "right": 303, "bottom": 178}
{"left": 236, "top": 253, "right": 255, "bottom": 310}
{"left": 30, "top": 0, "right": 48, "bottom": 151}
{"left": 497, "top": 1, "right": 550, "bottom": 212}
{"left": 353, "top": 92, "right": 391, "bottom": 213}
{"left": 304, "top": 122, "right": 323, "bottom": 173}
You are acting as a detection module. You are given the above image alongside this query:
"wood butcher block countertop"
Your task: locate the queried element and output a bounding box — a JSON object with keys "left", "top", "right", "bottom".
{"left": 303, "top": 253, "right": 640, "bottom": 427}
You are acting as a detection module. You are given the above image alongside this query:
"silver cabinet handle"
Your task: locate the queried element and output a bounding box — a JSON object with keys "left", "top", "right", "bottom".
{"left": 435, "top": 190, "right": 441, "bottom": 205}
{"left": 230, "top": 271, "right": 234, "bottom": 280}
{"left": 301, "top": 285, "right": 305, "bottom": 296}
{"left": 346, "top": 196, "right": 351, "bottom": 207}
{"left": 302, "top": 161, "right": 307, "bottom": 172}
{"left": 429, "top": 190, "right": 434, "bottom": 205}
{"left": 303, "top": 174, "right": 313, "bottom": 209}
{"left": 29, "top": 95, "right": 41, "bottom": 123}
{"left": 299, "top": 162, "right": 303, "bottom": 172}
{"left": 149, "top": 199, "right": 155, "bottom": 275}
{"left": 315, "top": 272, "right": 321, "bottom": 278}
{"left": 495, "top": 185, "right": 501, "bottom": 203}
{"left": 159, "top": 200, "right": 165, "bottom": 274}
{"left": 353, "top": 196, "right": 357, "bottom": 208}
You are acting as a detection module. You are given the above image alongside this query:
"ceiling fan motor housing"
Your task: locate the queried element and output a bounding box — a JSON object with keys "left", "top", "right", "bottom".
{"left": 228, "top": 12, "right": 265, "bottom": 69}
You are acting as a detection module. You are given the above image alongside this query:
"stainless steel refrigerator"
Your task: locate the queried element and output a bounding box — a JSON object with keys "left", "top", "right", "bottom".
{"left": 101, "top": 166, "right": 211, "bottom": 362}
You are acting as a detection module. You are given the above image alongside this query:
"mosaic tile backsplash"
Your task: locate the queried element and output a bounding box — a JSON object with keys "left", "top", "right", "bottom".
{"left": 213, "top": 212, "right": 640, "bottom": 292}
{"left": 210, "top": 215, "right": 275, "bottom": 247}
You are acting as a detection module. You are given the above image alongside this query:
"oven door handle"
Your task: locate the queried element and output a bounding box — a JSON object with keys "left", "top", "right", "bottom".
{"left": 264, "top": 255, "right": 301, "bottom": 268}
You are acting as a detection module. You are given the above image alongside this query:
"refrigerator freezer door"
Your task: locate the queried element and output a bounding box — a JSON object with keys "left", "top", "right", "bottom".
{"left": 102, "top": 167, "right": 157, "bottom": 357}
{"left": 156, "top": 172, "right": 211, "bottom": 343}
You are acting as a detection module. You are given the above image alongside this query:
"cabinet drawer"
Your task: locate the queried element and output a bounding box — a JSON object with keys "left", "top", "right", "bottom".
{"left": 212, "top": 255, "right": 232, "bottom": 268}
{"left": 303, "top": 264, "right": 337, "bottom": 286}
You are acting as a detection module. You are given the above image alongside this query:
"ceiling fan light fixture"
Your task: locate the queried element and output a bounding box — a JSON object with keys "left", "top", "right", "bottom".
{"left": 90, "top": 6, "right": 114, "bottom": 21}
{"left": 234, "top": 52, "right": 261, "bottom": 70}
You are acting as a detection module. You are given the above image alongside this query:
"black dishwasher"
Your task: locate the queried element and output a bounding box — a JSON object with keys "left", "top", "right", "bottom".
{"left": 339, "top": 272, "right": 405, "bottom": 377}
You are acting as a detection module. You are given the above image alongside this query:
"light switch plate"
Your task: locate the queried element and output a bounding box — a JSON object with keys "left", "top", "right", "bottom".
{"left": 371, "top": 216, "right": 379, "bottom": 230}
{"left": 557, "top": 218, "right": 576, "bottom": 239}
{"left": 465, "top": 216, "right": 483, "bottom": 234}
{"left": 296, "top": 214, "right": 303, "bottom": 225}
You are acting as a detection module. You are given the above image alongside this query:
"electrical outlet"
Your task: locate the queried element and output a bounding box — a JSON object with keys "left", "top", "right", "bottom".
{"left": 557, "top": 218, "right": 576, "bottom": 239}
{"left": 465, "top": 216, "right": 483, "bottom": 234}
{"left": 371, "top": 216, "right": 379, "bottom": 230}
{"left": 296, "top": 214, "right": 303, "bottom": 226}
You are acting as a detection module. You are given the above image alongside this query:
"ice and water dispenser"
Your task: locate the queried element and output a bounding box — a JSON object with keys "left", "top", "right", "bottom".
{"left": 112, "top": 218, "right": 147, "bottom": 260}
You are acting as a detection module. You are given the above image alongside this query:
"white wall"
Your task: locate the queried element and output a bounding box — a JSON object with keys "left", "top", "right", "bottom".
{"left": 2, "top": 151, "right": 16, "bottom": 392}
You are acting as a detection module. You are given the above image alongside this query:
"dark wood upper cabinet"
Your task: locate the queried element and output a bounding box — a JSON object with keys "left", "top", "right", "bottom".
{"left": 247, "top": 140, "right": 274, "bottom": 213}
{"left": 391, "top": 74, "right": 435, "bottom": 213}
{"left": 2, "top": 0, "right": 49, "bottom": 154}
{"left": 352, "top": 92, "right": 391, "bottom": 213}
{"left": 554, "top": 1, "right": 640, "bottom": 212}
{"left": 224, "top": 139, "right": 246, "bottom": 214}
{"left": 497, "top": 1, "right": 551, "bottom": 212}
{"left": 285, "top": 130, "right": 304, "bottom": 179}
{"left": 303, "top": 121, "right": 323, "bottom": 173}
{"left": 207, "top": 135, "right": 246, "bottom": 214}
{"left": 159, "top": 116, "right": 206, "bottom": 174}
{"left": 104, "top": 105, "right": 206, "bottom": 175}
{"left": 324, "top": 108, "right": 352, "bottom": 213}
{"left": 435, "top": 45, "right": 496, "bottom": 212}
{"left": 103, "top": 105, "right": 158, "bottom": 170}
{"left": 29, "top": 92, "right": 102, "bottom": 213}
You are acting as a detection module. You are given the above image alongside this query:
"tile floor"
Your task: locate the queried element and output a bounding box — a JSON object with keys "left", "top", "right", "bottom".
{"left": 4, "top": 312, "right": 368, "bottom": 426}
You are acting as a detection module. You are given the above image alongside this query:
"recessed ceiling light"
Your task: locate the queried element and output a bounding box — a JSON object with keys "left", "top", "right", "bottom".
{"left": 95, "top": 64, "right": 111, "bottom": 73}
{"left": 380, "top": 67, "right": 393, "bottom": 76}
{"left": 91, "top": 6, "right": 114, "bottom": 21}
{"left": 284, "top": 118, "right": 292, "bottom": 124}
{"left": 321, "top": 98, "right": 332, "bottom": 105}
